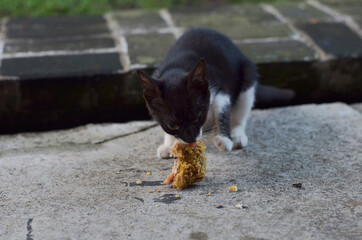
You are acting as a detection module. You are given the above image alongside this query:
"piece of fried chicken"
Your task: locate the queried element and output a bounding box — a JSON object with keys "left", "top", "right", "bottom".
{"left": 162, "top": 141, "right": 207, "bottom": 190}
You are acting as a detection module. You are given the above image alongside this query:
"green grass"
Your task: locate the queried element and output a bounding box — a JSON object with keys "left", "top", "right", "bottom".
{"left": 0, "top": 0, "right": 297, "bottom": 18}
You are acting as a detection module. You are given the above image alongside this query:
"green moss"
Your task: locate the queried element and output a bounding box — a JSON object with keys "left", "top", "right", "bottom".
{"left": 0, "top": 0, "right": 301, "bottom": 18}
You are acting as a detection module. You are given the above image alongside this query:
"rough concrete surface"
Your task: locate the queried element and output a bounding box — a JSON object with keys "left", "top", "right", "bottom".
{"left": 0, "top": 103, "right": 361, "bottom": 240}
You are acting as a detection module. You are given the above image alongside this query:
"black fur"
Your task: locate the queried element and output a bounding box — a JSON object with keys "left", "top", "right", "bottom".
{"left": 138, "top": 28, "right": 257, "bottom": 143}
{"left": 154, "top": 28, "right": 257, "bottom": 104}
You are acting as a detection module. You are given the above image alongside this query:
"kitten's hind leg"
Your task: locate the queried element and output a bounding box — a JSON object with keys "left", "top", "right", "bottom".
{"left": 157, "top": 133, "right": 175, "bottom": 159}
{"left": 212, "top": 93, "right": 233, "bottom": 152}
{"left": 231, "top": 85, "right": 255, "bottom": 149}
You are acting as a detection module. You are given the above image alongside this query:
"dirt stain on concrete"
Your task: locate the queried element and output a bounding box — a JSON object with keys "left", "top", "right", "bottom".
{"left": 129, "top": 180, "right": 163, "bottom": 187}
{"left": 153, "top": 194, "right": 181, "bottom": 204}
{"left": 26, "top": 218, "right": 33, "bottom": 240}
{"left": 189, "top": 232, "right": 208, "bottom": 240}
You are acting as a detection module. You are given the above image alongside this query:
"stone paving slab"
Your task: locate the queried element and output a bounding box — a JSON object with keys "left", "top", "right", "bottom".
{"left": 7, "top": 15, "right": 107, "bottom": 25}
{"left": 3, "top": 37, "right": 115, "bottom": 54}
{"left": 113, "top": 9, "right": 169, "bottom": 34}
{"left": 274, "top": 2, "right": 333, "bottom": 22}
{"left": 126, "top": 33, "right": 175, "bottom": 65}
{"left": 319, "top": 0, "right": 362, "bottom": 26}
{"left": 6, "top": 16, "right": 110, "bottom": 39}
{"left": 171, "top": 5, "right": 292, "bottom": 40}
{"left": 236, "top": 39, "right": 317, "bottom": 63}
{"left": 297, "top": 22, "right": 362, "bottom": 57}
{"left": 320, "top": 0, "right": 362, "bottom": 16}
{"left": 0, "top": 53, "right": 122, "bottom": 78}
{"left": 0, "top": 103, "right": 361, "bottom": 239}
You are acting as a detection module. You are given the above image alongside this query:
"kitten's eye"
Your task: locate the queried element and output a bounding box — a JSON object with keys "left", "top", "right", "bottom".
{"left": 166, "top": 123, "right": 179, "bottom": 131}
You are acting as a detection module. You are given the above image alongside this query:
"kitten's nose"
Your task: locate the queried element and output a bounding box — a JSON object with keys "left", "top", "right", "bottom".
{"left": 190, "top": 142, "right": 197, "bottom": 147}
{"left": 181, "top": 136, "right": 196, "bottom": 144}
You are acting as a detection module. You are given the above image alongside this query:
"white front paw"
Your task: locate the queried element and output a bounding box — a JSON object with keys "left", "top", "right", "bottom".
{"left": 231, "top": 131, "right": 248, "bottom": 149}
{"left": 157, "top": 144, "right": 172, "bottom": 159}
{"left": 214, "top": 135, "right": 233, "bottom": 152}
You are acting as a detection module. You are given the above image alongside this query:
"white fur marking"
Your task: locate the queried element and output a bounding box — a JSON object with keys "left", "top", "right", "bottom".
{"left": 231, "top": 86, "right": 255, "bottom": 148}
{"left": 214, "top": 135, "right": 233, "bottom": 152}
{"left": 212, "top": 93, "right": 231, "bottom": 114}
{"left": 157, "top": 133, "right": 175, "bottom": 159}
{"left": 196, "top": 129, "right": 203, "bottom": 142}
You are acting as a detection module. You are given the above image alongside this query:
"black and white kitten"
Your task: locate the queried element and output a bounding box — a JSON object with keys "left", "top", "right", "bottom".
{"left": 137, "top": 28, "right": 257, "bottom": 158}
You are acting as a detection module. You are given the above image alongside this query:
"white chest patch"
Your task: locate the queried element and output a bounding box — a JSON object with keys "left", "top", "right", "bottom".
{"left": 212, "top": 93, "right": 231, "bottom": 113}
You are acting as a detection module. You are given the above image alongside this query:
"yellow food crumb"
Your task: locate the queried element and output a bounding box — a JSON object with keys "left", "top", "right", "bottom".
{"left": 136, "top": 180, "right": 142, "bottom": 185}
{"left": 207, "top": 193, "right": 212, "bottom": 196}
{"left": 156, "top": 189, "right": 160, "bottom": 193}
{"left": 146, "top": 172, "right": 151, "bottom": 175}
{"left": 162, "top": 140, "right": 207, "bottom": 190}
{"left": 175, "top": 194, "right": 180, "bottom": 198}
{"left": 235, "top": 204, "right": 242, "bottom": 209}
{"left": 229, "top": 185, "right": 238, "bottom": 192}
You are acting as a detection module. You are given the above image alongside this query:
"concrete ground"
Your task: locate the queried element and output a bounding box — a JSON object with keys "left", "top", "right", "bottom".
{"left": 0, "top": 103, "right": 361, "bottom": 240}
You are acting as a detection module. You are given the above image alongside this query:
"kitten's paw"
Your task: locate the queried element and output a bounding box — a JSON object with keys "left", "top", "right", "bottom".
{"left": 214, "top": 135, "right": 233, "bottom": 152}
{"left": 157, "top": 144, "right": 172, "bottom": 159}
{"left": 231, "top": 131, "right": 248, "bottom": 149}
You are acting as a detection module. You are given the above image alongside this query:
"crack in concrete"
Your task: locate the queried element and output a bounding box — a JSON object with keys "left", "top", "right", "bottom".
{"left": 0, "top": 143, "right": 96, "bottom": 159}
{"left": 26, "top": 218, "right": 33, "bottom": 240}
{"left": 0, "top": 124, "right": 158, "bottom": 158}
{"left": 94, "top": 123, "right": 158, "bottom": 145}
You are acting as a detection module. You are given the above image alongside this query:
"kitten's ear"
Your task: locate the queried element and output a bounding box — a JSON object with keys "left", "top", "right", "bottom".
{"left": 188, "top": 58, "right": 208, "bottom": 91}
{"left": 137, "top": 70, "right": 161, "bottom": 103}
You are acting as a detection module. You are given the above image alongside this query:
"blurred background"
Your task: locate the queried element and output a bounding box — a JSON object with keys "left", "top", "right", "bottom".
{"left": 0, "top": 0, "right": 287, "bottom": 17}
{"left": 0, "top": 0, "right": 361, "bottom": 134}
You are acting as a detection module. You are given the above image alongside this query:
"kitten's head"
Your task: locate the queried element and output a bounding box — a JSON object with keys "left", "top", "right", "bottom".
{"left": 137, "top": 59, "right": 210, "bottom": 143}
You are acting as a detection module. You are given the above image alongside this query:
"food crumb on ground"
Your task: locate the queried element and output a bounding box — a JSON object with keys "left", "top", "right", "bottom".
{"left": 229, "top": 185, "right": 238, "bottom": 192}
{"left": 147, "top": 189, "right": 153, "bottom": 193}
{"left": 156, "top": 189, "right": 160, "bottom": 193}
{"left": 235, "top": 204, "right": 242, "bottom": 209}
{"left": 175, "top": 194, "right": 180, "bottom": 198}
{"left": 146, "top": 172, "right": 151, "bottom": 176}
{"left": 207, "top": 193, "right": 212, "bottom": 196}
{"left": 136, "top": 180, "right": 142, "bottom": 185}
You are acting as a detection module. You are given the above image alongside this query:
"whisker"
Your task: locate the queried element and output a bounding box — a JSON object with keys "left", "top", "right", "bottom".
{"left": 200, "top": 135, "right": 213, "bottom": 145}
{"left": 202, "top": 125, "right": 214, "bottom": 133}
